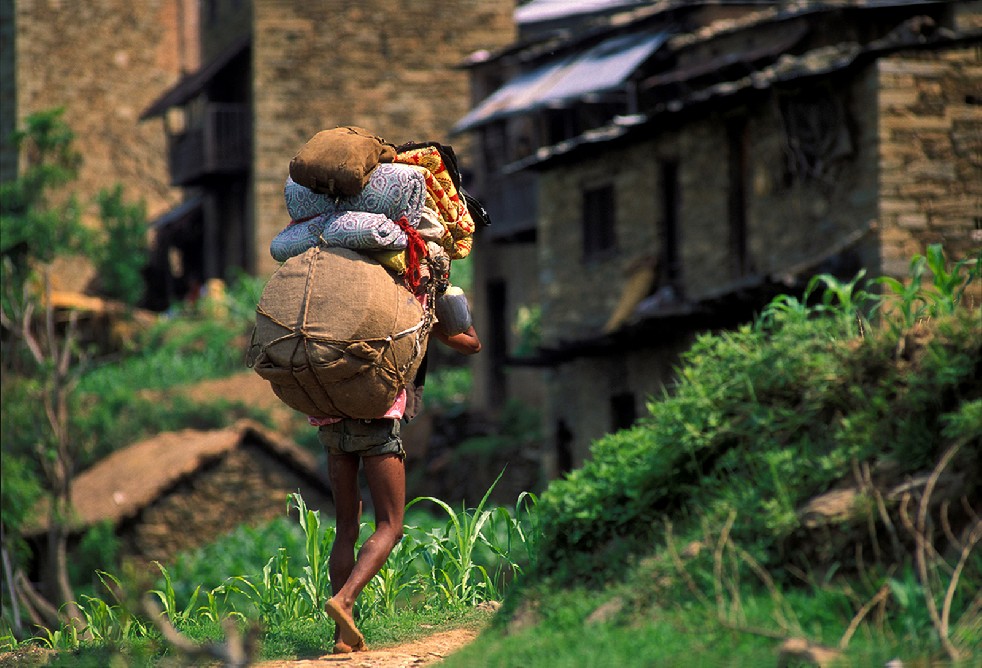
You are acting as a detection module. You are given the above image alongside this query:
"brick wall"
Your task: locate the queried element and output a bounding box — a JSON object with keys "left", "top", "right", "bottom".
{"left": 13, "top": 0, "right": 189, "bottom": 224}
{"left": 251, "top": 0, "right": 516, "bottom": 277}
{"left": 877, "top": 46, "right": 982, "bottom": 278}
{"left": 538, "top": 140, "right": 662, "bottom": 343}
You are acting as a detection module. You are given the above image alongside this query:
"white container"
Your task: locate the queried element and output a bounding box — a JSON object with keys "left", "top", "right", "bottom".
{"left": 435, "top": 285, "right": 472, "bottom": 335}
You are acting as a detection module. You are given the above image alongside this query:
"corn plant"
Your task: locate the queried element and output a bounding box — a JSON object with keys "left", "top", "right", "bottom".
{"left": 406, "top": 471, "right": 506, "bottom": 606}
{"left": 76, "top": 571, "right": 147, "bottom": 644}
{"left": 147, "top": 561, "right": 201, "bottom": 627}
{"left": 361, "top": 530, "right": 428, "bottom": 617}
{"left": 805, "top": 269, "right": 874, "bottom": 337}
{"left": 31, "top": 623, "right": 80, "bottom": 651}
{"left": 877, "top": 243, "right": 979, "bottom": 329}
{"left": 288, "top": 491, "right": 334, "bottom": 618}
{"left": 224, "top": 547, "right": 309, "bottom": 626}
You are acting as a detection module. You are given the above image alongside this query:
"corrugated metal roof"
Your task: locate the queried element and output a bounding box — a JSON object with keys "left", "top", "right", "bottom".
{"left": 514, "top": 0, "right": 649, "bottom": 26}
{"left": 453, "top": 30, "right": 669, "bottom": 133}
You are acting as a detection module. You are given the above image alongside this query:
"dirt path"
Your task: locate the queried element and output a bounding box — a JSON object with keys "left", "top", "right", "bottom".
{"left": 255, "top": 627, "right": 478, "bottom": 667}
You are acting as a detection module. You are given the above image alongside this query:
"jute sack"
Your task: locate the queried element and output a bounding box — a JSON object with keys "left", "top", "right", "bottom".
{"left": 248, "top": 246, "right": 430, "bottom": 419}
{"left": 289, "top": 126, "right": 397, "bottom": 198}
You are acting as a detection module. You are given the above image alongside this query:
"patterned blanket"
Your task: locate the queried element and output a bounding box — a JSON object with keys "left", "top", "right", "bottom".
{"left": 395, "top": 147, "right": 476, "bottom": 260}
{"left": 284, "top": 162, "right": 426, "bottom": 228}
{"left": 270, "top": 211, "right": 408, "bottom": 263}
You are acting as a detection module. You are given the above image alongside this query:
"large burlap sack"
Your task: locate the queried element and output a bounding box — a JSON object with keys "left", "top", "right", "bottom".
{"left": 289, "top": 126, "right": 397, "bottom": 198}
{"left": 248, "top": 246, "right": 430, "bottom": 419}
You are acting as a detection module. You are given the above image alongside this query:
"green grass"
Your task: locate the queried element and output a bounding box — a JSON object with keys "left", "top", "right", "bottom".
{"left": 452, "top": 246, "right": 981, "bottom": 667}
{"left": 4, "top": 246, "right": 979, "bottom": 666}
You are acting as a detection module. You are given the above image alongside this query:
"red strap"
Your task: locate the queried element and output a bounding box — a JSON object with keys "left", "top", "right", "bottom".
{"left": 393, "top": 215, "right": 428, "bottom": 291}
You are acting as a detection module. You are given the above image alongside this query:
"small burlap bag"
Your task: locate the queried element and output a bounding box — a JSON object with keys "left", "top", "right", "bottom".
{"left": 248, "top": 246, "right": 430, "bottom": 419}
{"left": 289, "top": 126, "right": 397, "bottom": 197}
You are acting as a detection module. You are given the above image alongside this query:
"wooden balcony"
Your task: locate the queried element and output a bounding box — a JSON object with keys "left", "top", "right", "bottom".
{"left": 167, "top": 104, "right": 250, "bottom": 186}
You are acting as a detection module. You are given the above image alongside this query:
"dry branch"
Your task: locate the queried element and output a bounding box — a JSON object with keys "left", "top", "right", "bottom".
{"left": 142, "top": 596, "right": 258, "bottom": 668}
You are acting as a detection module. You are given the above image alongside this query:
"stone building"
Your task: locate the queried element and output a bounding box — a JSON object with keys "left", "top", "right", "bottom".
{"left": 454, "top": 0, "right": 982, "bottom": 470}
{"left": 1, "top": 0, "right": 196, "bottom": 245}
{"left": 27, "top": 420, "right": 331, "bottom": 569}
{"left": 139, "top": 0, "right": 516, "bottom": 308}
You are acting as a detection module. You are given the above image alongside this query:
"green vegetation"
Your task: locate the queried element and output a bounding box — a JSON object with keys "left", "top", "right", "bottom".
{"left": 3, "top": 245, "right": 975, "bottom": 666}
{"left": 445, "top": 246, "right": 981, "bottom": 667}
{"left": 3, "top": 110, "right": 979, "bottom": 665}
{"left": 0, "top": 485, "right": 532, "bottom": 664}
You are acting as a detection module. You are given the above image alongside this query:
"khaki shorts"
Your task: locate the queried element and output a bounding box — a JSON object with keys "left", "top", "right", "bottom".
{"left": 318, "top": 418, "right": 405, "bottom": 459}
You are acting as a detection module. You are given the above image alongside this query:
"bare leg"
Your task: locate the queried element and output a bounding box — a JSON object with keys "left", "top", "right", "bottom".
{"left": 326, "top": 453, "right": 405, "bottom": 650}
{"left": 327, "top": 452, "right": 362, "bottom": 651}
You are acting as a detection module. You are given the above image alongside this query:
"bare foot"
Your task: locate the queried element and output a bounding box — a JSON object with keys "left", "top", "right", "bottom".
{"left": 325, "top": 597, "right": 366, "bottom": 649}
{"left": 332, "top": 639, "right": 368, "bottom": 654}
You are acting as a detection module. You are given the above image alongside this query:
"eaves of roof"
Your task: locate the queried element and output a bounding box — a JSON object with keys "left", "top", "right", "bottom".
{"left": 24, "top": 419, "right": 324, "bottom": 536}
{"left": 504, "top": 19, "right": 981, "bottom": 173}
{"left": 140, "top": 35, "right": 251, "bottom": 120}
{"left": 519, "top": 221, "right": 876, "bottom": 366}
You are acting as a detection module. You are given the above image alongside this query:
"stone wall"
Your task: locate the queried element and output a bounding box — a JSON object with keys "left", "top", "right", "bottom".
{"left": 538, "top": 140, "right": 663, "bottom": 343}
{"left": 12, "top": 0, "right": 191, "bottom": 226}
{"left": 536, "top": 44, "right": 979, "bottom": 464}
{"left": 877, "top": 46, "right": 982, "bottom": 278}
{"left": 545, "top": 336, "right": 695, "bottom": 468}
{"left": 251, "top": 0, "right": 516, "bottom": 277}
{"left": 471, "top": 237, "right": 544, "bottom": 410}
{"left": 125, "top": 445, "right": 331, "bottom": 565}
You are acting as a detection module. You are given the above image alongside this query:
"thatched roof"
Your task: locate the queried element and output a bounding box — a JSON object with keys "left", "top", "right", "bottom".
{"left": 27, "top": 420, "right": 325, "bottom": 535}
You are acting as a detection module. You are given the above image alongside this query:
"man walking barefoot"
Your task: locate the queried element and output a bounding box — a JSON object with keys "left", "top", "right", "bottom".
{"left": 323, "top": 323, "right": 481, "bottom": 653}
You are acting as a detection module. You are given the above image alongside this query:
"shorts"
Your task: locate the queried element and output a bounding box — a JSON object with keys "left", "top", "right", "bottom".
{"left": 318, "top": 418, "right": 405, "bottom": 459}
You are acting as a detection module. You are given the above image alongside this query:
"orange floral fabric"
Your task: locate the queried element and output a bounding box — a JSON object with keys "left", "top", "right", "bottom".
{"left": 395, "top": 147, "right": 475, "bottom": 259}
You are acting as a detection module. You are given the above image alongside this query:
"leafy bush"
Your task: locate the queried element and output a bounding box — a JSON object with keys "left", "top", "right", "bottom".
{"left": 92, "top": 185, "right": 148, "bottom": 306}
{"left": 534, "top": 246, "right": 981, "bottom": 573}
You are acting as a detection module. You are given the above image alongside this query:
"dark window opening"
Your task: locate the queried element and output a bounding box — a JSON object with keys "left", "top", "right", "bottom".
{"left": 487, "top": 280, "right": 507, "bottom": 408}
{"left": 660, "top": 160, "right": 681, "bottom": 286}
{"left": 545, "top": 109, "right": 576, "bottom": 145}
{"left": 726, "top": 118, "right": 750, "bottom": 278}
{"left": 610, "top": 392, "right": 637, "bottom": 431}
{"left": 554, "top": 419, "right": 573, "bottom": 475}
{"left": 778, "top": 85, "right": 854, "bottom": 185}
{"left": 204, "top": 0, "right": 219, "bottom": 25}
{"left": 582, "top": 184, "right": 617, "bottom": 261}
{"left": 481, "top": 123, "right": 507, "bottom": 174}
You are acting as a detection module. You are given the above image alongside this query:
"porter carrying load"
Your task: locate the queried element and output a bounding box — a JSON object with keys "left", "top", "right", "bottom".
{"left": 248, "top": 127, "right": 487, "bottom": 421}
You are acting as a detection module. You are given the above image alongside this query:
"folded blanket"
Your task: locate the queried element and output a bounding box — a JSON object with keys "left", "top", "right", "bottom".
{"left": 270, "top": 211, "right": 408, "bottom": 262}
{"left": 395, "top": 147, "right": 476, "bottom": 259}
{"left": 284, "top": 162, "right": 427, "bottom": 228}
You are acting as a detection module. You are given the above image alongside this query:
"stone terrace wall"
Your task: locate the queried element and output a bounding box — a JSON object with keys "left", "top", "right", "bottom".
{"left": 125, "top": 445, "right": 331, "bottom": 565}
{"left": 251, "top": 0, "right": 516, "bottom": 277}
{"left": 877, "top": 46, "right": 982, "bottom": 279}
{"left": 13, "top": 0, "right": 191, "bottom": 224}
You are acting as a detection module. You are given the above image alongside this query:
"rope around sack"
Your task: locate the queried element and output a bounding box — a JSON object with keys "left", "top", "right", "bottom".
{"left": 246, "top": 246, "right": 436, "bottom": 393}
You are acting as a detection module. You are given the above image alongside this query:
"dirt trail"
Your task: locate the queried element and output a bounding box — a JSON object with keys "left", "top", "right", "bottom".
{"left": 256, "top": 627, "right": 478, "bottom": 667}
